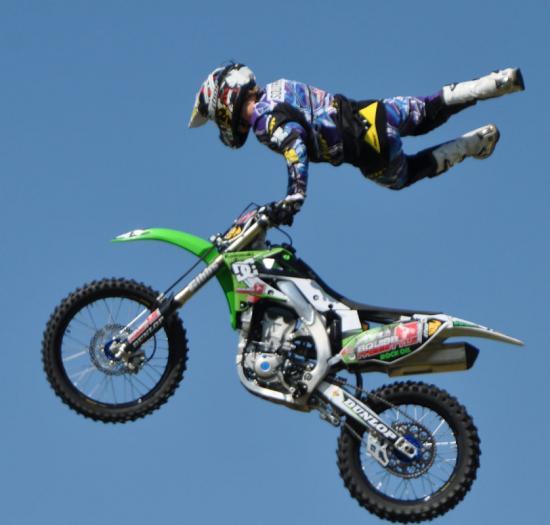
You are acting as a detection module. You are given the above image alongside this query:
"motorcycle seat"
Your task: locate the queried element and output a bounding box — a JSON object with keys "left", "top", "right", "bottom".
{"left": 336, "top": 297, "right": 437, "bottom": 324}
{"left": 293, "top": 256, "right": 437, "bottom": 324}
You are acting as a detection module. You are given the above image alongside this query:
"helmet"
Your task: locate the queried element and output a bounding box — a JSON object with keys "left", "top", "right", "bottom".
{"left": 188, "top": 63, "right": 256, "bottom": 148}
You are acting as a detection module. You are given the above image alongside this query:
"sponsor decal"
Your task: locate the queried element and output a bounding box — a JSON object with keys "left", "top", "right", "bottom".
{"left": 235, "top": 210, "right": 257, "bottom": 226}
{"left": 267, "top": 80, "right": 284, "bottom": 101}
{"left": 453, "top": 320, "right": 478, "bottom": 328}
{"left": 215, "top": 106, "right": 232, "bottom": 128}
{"left": 396, "top": 322, "right": 420, "bottom": 345}
{"left": 355, "top": 321, "right": 421, "bottom": 360}
{"left": 379, "top": 347, "right": 413, "bottom": 361}
{"left": 231, "top": 261, "right": 259, "bottom": 282}
{"left": 339, "top": 346, "right": 356, "bottom": 364}
{"left": 224, "top": 226, "right": 242, "bottom": 240}
{"left": 229, "top": 257, "right": 287, "bottom": 308}
{"left": 236, "top": 283, "right": 266, "bottom": 304}
{"left": 272, "top": 126, "right": 290, "bottom": 147}
{"left": 128, "top": 309, "right": 163, "bottom": 345}
{"left": 284, "top": 148, "right": 300, "bottom": 164}
{"left": 343, "top": 396, "right": 398, "bottom": 440}
{"left": 428, "top": 319, "right": 443, "bottom": 337}
{"left": 116, "top": 229, "right": 149, "bottom": 240}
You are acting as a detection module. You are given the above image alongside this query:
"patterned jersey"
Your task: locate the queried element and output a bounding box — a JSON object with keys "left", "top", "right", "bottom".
{"left": 250, "top": 79, "right": 345, "bottom": 200}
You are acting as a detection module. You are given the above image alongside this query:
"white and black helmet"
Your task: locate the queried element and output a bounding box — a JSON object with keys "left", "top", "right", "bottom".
{"left": 188, "top": 63, "right": 256, "bottom": 148}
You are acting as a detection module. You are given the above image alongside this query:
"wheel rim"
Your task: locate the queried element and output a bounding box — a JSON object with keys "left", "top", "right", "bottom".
{"left": 60, "top": 296, "right": 171, "bottom": 406}
{"left": 360, "top": 404, "right": 458, "bottom": 502}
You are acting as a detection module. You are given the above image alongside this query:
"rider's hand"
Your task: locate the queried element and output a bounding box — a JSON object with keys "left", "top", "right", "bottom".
{"left": 266, "top": 195, "right": 304, "bottom": 226}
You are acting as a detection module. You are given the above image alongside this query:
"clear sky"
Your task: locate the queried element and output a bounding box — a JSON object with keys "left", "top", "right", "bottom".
{"left": 2, "top": 1, "right": 549, "bottom": 524}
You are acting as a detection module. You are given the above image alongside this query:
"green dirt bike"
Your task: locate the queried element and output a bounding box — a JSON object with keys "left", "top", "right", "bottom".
{"left": 42, "top": 202, "right": 522, "bottom": 523}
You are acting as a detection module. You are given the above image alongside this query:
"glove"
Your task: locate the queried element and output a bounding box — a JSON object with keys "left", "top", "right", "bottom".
{"left": 266, "top": 195, "right": 304, "bottom": 226}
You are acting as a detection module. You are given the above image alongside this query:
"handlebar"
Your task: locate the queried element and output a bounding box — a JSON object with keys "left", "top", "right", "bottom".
{"left": 213, "top": 199, "right": 298, "bottom": 251}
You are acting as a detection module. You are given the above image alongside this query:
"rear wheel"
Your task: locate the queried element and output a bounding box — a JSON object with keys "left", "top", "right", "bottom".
{"left": 337, "top": 381, "right": 480, "bottom": 522}
{"left": 42, "top": 278, "right": 188, "bottom": 423}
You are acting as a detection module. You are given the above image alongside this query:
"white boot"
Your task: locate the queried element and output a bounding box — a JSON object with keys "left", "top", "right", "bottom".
{"left": 432, "top": 124, "right": 500, "bottom": 174}
{"left": 442, "top": 68, "right": 524, "bottom": 105}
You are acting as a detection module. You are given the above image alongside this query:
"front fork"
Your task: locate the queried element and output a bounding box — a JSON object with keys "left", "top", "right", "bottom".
{"left": 317, "top": 382, "right": 418, "bottom": 466}
{"left": 112, "top": 218, "right": 269, "bottom": 368}
{"left": 111, "top": 256, "right": 226, "bottom": 368}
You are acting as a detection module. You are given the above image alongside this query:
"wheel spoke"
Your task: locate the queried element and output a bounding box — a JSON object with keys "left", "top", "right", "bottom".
{"left": 71, "top": 316, "right": 97, "bottom": 333}
{"left": 124, "top": 375, "right": 143, "bottom": 399}
{"left": 141, "top": 365, "right": 159, "bottom": 384}
{"left": 113, "top": 298, "right": 124, "bottom": 324}
{"left": 69, "top": 365, "right": 96, "bottom": 386}
{"left": 85, "top": 306, "right": 98, "bottom": 331}
{"left": 102, "top": 299, "right": 115, "bottom": 325}
{"left": 131, "top": 372, "right": 155, "bottom": 392}
{"left": 62, "top": 349, "right": 88, "bottom": 363}
{"left": 431, "top": 417, "right": 446, "bottom": 437}
{"left": 64, "top": 333, "right": 90, "bottom": 349}
{"left": 93, "top": 374, "right": 111, "bottom": 402}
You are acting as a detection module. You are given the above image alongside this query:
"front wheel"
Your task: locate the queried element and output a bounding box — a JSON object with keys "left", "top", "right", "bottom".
{"left": 337, "top": 381, "right": 480, "bottom": 522}
{"left": 42, "top": 278, "right": 188, "bottom": 423}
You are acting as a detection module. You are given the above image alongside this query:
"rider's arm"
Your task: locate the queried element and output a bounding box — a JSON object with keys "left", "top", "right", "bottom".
{"left": 254, "top": 113, "right": 309, "bottom": 202}
{"left": 270, "top": 121, "right": 309, "bottom": 202}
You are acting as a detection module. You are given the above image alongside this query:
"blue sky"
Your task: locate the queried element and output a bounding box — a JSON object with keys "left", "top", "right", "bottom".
{"left": 2, "top": 1, "right": 549, "bottom": 524}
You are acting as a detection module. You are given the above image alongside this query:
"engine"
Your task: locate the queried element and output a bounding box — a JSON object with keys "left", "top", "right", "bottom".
{"left": 241, "top": 306, "right": 315, "bottom": 395}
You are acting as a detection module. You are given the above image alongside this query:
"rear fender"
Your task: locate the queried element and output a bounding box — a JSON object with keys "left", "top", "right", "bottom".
{"left": 383, "top": 314, "right": 524, "bottom": 376}
{"left": 428, "top": 314, "right": 524, "bottom": 346}
{"left": 332, "top": 313, "right": 523, "bottom": 376}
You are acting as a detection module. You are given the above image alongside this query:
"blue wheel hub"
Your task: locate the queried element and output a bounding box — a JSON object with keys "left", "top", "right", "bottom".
{"left": 103, "top": 339, "right": 119, "bottom": 360}
{"left": 386, "top": 422, "right": 436, "bottom": 479}
{"left": 395, "top": 433, "right": 422, "bottom": 463}
{"left": 89, "top": 324, "right": 128, "bottom": 376}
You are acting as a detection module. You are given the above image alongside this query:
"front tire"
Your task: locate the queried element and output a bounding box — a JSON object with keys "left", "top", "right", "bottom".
{"left": 42, "top": 278, "right": 188, "bottom": 423}
{"left": 337, "top": 381, "right": 480, "bottom": 522}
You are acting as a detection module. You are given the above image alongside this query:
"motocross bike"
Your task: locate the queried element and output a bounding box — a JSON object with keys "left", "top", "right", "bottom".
{"left": 42, "top": 202, "right": 522, "bottom": 523}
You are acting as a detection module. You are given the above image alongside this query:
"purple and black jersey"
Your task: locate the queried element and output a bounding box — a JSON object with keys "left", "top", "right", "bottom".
{"left": 250, "top": 79, "right": 345, "bottom": 200}
{"left": 249, "top": 78, "right": 449, "bottom": 199}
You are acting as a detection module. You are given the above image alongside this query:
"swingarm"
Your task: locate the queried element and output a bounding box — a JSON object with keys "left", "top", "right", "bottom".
{"left": 317, "top": 381, "right": 417, "bottom": 466}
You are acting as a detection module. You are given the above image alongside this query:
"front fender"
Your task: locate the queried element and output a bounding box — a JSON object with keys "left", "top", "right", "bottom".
{"left": 113, "top": 228, "right": 238, "bottom": 327}
{"left": 113, "top": 228, "right": 220, "bottom": 263}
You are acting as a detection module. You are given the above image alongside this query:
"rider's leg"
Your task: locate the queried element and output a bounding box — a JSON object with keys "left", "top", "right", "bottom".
{"left": 383, "top": 94, "right": 475, "bottom": 138}
{"left": 383, "top": 68, "right": 524, "bottom": 137}
{"left": 406, "top": 124, "right": 501, "bottom": 184}
{"left": 372, "top": 124, "right": 501, "bottom": 189}
{"left": 442, "top": 67, "right": 524, "bottom": 105}
{"left": 428, "top": 124, "right": 500, "bottom": 176}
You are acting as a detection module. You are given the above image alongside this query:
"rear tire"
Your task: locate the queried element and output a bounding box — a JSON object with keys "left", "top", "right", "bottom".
{"left": 337, "top": 381, "right": 480, "bottom": 522}
{"left": 42, "top": 278, "right": 188, "bottom": 423}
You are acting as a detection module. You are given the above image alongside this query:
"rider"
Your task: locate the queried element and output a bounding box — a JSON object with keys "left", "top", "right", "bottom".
{"left": 188, "top": 63, "right": 524, "bottom": 222}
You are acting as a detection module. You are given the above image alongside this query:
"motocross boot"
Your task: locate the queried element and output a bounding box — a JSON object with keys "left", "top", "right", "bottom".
{"left": 431, "top": 124, "right": 500, "bottom": 174}
{"left": 442, "top": 68, "right": 525, "bottom": 106}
